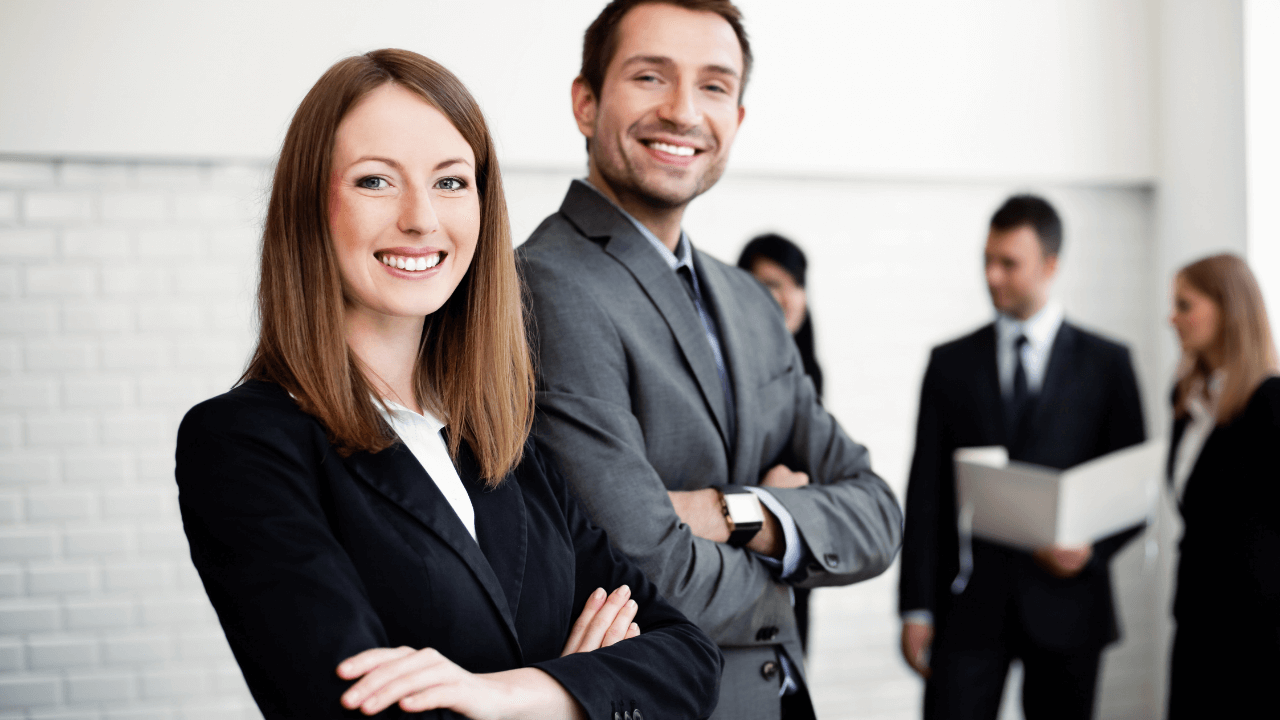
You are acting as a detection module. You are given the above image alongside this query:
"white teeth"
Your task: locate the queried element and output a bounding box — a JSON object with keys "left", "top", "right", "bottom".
{"left": 649, "top": 141, "right": 695, "bottom": 157}
{"left": 379, "top": 253, "right": 443, "bottom": 272}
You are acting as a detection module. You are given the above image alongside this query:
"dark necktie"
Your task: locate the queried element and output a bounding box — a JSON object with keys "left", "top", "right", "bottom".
{"left": 1006, "top": 334, "right": 1030, "bottom": 446}
{"left": 677, "top": 265, "right": 736, "bottom": 444}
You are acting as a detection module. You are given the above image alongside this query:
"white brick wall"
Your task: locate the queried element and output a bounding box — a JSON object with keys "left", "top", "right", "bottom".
{"left": 1, "top": 158, "right": 1166, "bottom": 719}
{"left": 0, "top": 157, "right": 263, "bottom": 720}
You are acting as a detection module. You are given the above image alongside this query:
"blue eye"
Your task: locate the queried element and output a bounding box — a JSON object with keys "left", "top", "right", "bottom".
{"left": 357, "top": 176, "right": 388, "bottom": 190}
{"left": 436, "top": 177, "right": 467, "bottom": 191}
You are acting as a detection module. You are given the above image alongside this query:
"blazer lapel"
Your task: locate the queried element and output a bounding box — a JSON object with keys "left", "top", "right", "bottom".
{"left": 1020, "top": 322, "right": 1077, "bottom": 452}
{"left": 972, "top": 324, "right": 1007, "bottom": 446}
{"left": 693, "top": 253, "right": 755, "bottom": 484}
{"left": 558, "top": 182, "right": 733, "bottom": 450}
{"left": 344, "top": 444, "right": 524, "bottom": 654}
{"left": 455, "top": 442, "right": 528, "bottom": 624}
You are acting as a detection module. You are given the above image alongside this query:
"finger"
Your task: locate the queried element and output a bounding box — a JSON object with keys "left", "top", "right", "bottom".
{"left": 578, "top": 584, "right": 631, "bottom": 651}
{"left": 337, "top": 646, "right": 416, "bottom": 680}
{"left": 342, "top": 648, "right": 442, "bottom": 711}
{"left": 625, "top": 622, "right": 641, "bottom": 640}
{"left": 561, "top": 587, "right": 606, "bottom": 656}
{"left": 794, "top": 471, "right": 810, "bottom": 486}
{"left": 361, "top": 658, "right": 456, "bottom": 716}
{"left": 601, "top": 599, "right": 639, "bottom": 647}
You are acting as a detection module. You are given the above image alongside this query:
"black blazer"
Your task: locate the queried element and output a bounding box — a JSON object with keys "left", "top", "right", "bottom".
{"left": 175, "top": 380, "right": 722, "bottom": 719}
{"left": 1168, "top": 377, "right": 1280, "bottom": 644}
{"left": 898, "top": 322, "right": 1146, "bottom": 651}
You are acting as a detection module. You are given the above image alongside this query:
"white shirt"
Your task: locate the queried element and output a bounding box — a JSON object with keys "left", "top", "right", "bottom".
{"left": 378, "top": 400, "right": 477, "bottom": 542}
{"left": 1170, "top": 370, "right": 1225, "bottom": 503}
{"left": 995, "top": 300, "right": 1065, "bottom": 398}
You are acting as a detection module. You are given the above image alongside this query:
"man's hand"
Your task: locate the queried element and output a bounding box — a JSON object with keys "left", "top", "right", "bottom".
{"left": 760, "top": 464, "right": 809, "bottom": 489}
{"left": 1033, "top": 543, "right": 1093, "bottom": 578}
{"left": 900, "top": 622, "right": 933, "bottom": 678}
{"left": 667, "top": 487, "right": 786, "bottom": 559}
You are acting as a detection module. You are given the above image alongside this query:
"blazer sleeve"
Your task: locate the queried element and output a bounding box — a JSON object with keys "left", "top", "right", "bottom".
{"left": 1091, "top": 344, "right": 1149, "bottom": 566}
{"left": 740, "top": 338, "right": 903, "bottom": 590}
{"left": 175, "top": 396, "right": 454, "bottom": 719}
{"left": 897, "top": 350, "right": 947, "bottom": 615}
{"left": 528, "top": 446, "right": 723, "bottom": 720}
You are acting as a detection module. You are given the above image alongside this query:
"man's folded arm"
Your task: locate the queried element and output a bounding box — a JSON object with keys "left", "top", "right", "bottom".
{"left": 534, "top": 393, "right": 797, "bottom": 646}
{"left": 755, "top": 356, "right": 904, "bottom": 590}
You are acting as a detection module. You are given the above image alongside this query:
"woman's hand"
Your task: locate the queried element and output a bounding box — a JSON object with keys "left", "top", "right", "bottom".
{"left": 561, "top": 585, "right": 640, "bottom": 656}
{"left": 337, "top": 647, "right": 584, "bottom": 719}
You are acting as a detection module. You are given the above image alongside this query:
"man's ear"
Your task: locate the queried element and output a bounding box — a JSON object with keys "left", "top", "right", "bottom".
{"left": 737, "top": 104, "right": 745, "bottom": 129}
{"left": 1043, "top": 252, "right": 1060, "bottom": 279}
{"left": 571, "top": 76, "right": 598, "bottom": 141}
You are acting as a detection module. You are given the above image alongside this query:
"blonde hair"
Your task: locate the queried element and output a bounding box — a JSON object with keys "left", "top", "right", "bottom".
{"left": 1174, "top": 253, "right": 1278, "bottom": 424}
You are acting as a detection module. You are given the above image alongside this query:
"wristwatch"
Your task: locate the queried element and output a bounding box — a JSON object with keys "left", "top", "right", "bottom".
{"left": 715, "top": 485, "right": 765, "bottom": 548}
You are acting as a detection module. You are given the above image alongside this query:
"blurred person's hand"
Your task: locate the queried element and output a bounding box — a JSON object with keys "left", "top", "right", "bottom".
{"left": 901, "top": 621, "right": 933, "bottom": 678}
{"left": 760, "top": 464, "right": 809, "bottom": 489}
{"left": 1033, "top": 543, "right": 1093, "bottom": 578}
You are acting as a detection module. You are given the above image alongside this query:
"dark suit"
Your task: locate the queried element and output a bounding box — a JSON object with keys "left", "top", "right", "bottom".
{"left": 519, "top": 181, "right": 903, "bottom": 720}
{"left": 899, "top": 322, "right": 1146, "bottom": 719}
{"left": 175, "top": 379, "right": 722, "bottom": 719}
{"left": 1166, "top": 376, "right": 1280, "bottom": 719}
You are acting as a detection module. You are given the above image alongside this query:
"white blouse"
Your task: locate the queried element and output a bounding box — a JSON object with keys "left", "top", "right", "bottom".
{"left": 1170, "top": 370, "right": 1225, "bottom": 503}
{"left": 379, "top": 400, "right": 477, "bottom": 542}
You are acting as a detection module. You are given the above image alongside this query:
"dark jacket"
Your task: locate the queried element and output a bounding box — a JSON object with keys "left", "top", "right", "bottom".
{"left": 898, "top": 322, "right": 1147, "bottom": 651}
{"left": 175, "top": 379, "right": 723, "bottom": 719}
{"left": 1169, "top": 376, "right": 1280, "bottom": 638}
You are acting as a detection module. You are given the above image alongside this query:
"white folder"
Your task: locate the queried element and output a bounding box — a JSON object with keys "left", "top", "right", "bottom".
{"left": 953, "top": 439, "right": 1167, "bottom": 552}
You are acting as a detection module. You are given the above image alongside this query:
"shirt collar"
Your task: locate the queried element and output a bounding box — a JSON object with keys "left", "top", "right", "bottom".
{"left": 578, "top": 178, "right": 692, "bottom": 273}
{"left": 376, "top": 397, "right": 446, "bottom": 434}
{"left": 996, "top": 299, "right": 1064, "bottom": 349}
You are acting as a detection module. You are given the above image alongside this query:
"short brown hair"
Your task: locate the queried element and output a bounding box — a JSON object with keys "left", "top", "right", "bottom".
{"left": 1174, "top": 253, "right": 1278, "bottom": 424}
{"left": 243, "top": 49, "right": 533, "bottom": 484}
{"left": 580, "top": 0, "right": 752, "bottom": 103}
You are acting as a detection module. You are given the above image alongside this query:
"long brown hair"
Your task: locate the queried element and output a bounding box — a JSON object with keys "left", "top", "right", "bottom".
{"left": 1174, "top": 253, "right": 1278, "bottom": 424}
{"left": 242, "top": 49, "right": 533, "bottom": 484}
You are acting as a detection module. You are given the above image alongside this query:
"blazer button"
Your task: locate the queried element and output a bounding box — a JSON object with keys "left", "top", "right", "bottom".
{"left": 823, "top": 553, "right": 839, "bottom": 568}
{"left": 761, "top": 660, "right": 779, "bottom": 681}
{"left": 755, "top": 625, "right": 779, "bottom": 641}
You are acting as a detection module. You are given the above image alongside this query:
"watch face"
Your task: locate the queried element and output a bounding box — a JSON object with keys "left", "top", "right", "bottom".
{"left": 723, "top": 492, "right": 765, "bottom": 525}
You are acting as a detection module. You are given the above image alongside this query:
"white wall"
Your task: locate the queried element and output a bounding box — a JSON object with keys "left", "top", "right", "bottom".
{"left": 0, "top": 0, "right": 1155, "bottom": 182}
{"left": 1245, "top": 0, "right": 1280, "bottom": 338}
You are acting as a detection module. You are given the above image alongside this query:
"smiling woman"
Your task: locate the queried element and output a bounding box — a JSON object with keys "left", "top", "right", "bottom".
{"left": 172, "top": 49, "right": 722, "bottom": 719}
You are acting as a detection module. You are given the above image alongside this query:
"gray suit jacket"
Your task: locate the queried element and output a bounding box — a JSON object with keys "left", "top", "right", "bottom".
{"left": 519, "top": 181, "right": 903, "bottom": 719}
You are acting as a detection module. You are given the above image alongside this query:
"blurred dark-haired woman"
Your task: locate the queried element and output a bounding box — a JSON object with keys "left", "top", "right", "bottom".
{"left": 1165, "top": 253, "right": 1280, "bottom": 719}
{"left": 737, "top": 233, "right": 823, "bottom": 652}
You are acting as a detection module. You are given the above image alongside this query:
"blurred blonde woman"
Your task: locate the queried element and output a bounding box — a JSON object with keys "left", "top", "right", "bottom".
{"left": 1166, "top": 253, "right": 1279, "bottom": 719}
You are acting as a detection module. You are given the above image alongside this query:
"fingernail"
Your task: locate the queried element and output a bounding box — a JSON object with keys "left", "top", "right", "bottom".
{"left": 631, "top": 622, "right": 640, "bottom": 632}
{"left": 593, "top": 587, "right": 606, "bottom": 603}
{"left": 627, "top": 599, "right": 637, "bottom": 610}
{"left": 620, "top": 584, "right": 631, "bottom": 598}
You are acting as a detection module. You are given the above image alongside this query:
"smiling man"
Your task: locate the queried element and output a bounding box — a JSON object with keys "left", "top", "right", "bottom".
{"left": 518, "top": 2, "right": 902, "bottom": 719}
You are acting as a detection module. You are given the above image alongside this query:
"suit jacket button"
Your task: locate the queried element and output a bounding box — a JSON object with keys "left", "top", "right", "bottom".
{"left": 755, "top": 625, "right": 780, "bottom": 641}
{"left": 823, "top": 553, "right": 839, "bottom": 567}
{"left": 761, "top": 660, "right": 779, "bottom": 681}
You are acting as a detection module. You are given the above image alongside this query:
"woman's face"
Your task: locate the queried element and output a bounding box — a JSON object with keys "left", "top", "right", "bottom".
{"left": 329, "top": 83, "right": 480, "bottom": 325}
{"left": 1170, "top": 275, "right": 1222, "bottom": 358}
{"left": 749, "top": 257, "right": 807, "bottom": 334}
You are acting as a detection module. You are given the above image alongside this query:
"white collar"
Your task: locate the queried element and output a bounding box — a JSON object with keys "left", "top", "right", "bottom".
{"left": 377, "top": 397, "right": 446, "bottom": 435}
{"left": 996, "top": 299, "right": 1064, "bottom": 348}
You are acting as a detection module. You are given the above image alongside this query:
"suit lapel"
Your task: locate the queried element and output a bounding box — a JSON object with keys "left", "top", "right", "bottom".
{"left": 972, "top": 324, "right": 1007, "bottom": 446}
{"left": 558, "top": 182, "right": 733, "bottom": 450}
{"left": 693, "top": 253, "right": 755, "bottom": 484}
{"left": 1019, "top": 322, "right": 1077, "bottom": 452}
{"left": 343, "top": 443, "right": 524, "bottom": 655}
{"left": 455, "top": 442, "right": 527, "bottom": 624}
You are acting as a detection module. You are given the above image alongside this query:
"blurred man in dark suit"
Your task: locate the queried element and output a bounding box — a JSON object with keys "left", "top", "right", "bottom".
{"left": 898, "top": 195, "right": 1146, "bottom": 720}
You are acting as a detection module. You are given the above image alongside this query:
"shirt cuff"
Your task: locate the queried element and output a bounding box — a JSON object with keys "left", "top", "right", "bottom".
{"left": 901, "top": 609, "right": 934, "bottom": 626}
{"left": 744, "top": 487, "right": 804, "bottom": 578}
